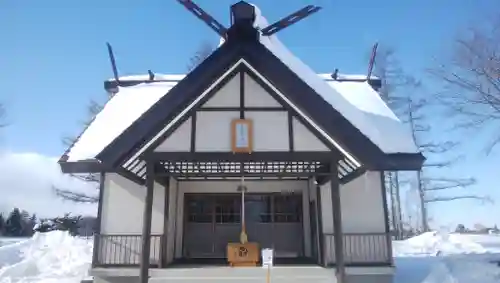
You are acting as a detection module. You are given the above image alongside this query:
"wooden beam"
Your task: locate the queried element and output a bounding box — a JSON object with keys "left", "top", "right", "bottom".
{"left": 139, "top": 163, "right": 155, "bottom": 283}
{"left": 330, "top": 159, "right": 346, "bottom": 283}
{"left": 380, "top": 171, "right": 394, "bottom": 264}
{"left": 161, "top": 178, "right": 171, "bottom": 268}
{"left": 91, "top": 172, "right": 106, "bottom": 268}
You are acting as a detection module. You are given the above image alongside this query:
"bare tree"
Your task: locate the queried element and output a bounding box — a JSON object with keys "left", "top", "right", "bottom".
{"left": 404, "top": 89, "right": 486, "bottom": 231}
{"left": 55, "top": 43, "right": 216, "bottom": 204}
{"left": 375, "top": 46, "right": 485, "bottom": 232}
{"left": 54, "top": 99, "right": 103, "bottom": 204}
{"left": 374, "top": 47, "right": 409, "bottom": 239}
{"left": 429, "top": 14, "right": 500, "bottom": 154}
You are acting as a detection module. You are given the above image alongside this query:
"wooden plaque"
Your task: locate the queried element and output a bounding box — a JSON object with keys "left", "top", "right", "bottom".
{"left": 231, "top": 119, "right": 253, "bottom": 153}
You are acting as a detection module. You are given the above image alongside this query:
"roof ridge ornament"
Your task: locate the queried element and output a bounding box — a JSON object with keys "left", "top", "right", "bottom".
{"left": 176, "top": 0, "right": 322, "bottom": 40}
{"left": 260, "top": 5, "right": 322, "bottom": 36}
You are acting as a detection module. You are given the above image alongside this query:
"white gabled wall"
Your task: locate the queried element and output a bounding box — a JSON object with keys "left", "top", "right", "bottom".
{"left": 153, "top": 68, "right": 330, "bottom": 153}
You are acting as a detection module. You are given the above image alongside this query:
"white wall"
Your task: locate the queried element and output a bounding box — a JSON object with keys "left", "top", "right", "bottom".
{"left": 165, "top": 177, "right": 178, "bottom": 264}
{"left": 98, "top": 173, "right": 165, "bottom": 265}
{"left": 319, "top": 171, "right": 389, "bottom": 264}
{"left": 174, "top": 180, "right": 311, "bottom": 258}
{"left": 101, "top": 173, "right": 165, "bottom": 234}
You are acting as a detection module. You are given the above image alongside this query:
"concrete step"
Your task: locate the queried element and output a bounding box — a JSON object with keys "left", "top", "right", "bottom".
{"left": 92, "top": 266, "right": 393, "bottom": 283}
{"left": 150, "top": 266, "right": 335, "bottom": 283}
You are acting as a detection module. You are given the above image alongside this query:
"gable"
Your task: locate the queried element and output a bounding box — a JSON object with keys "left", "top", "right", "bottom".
{"left": 152, "top": 66, "right": 329, "bottom": 153}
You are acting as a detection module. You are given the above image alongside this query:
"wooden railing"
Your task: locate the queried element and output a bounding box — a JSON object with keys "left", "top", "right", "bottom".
{"left": 322, "top": 232, "right": 392, "bottom": 266}
{"left": 92, "top": 234, "right": 165, "bottom": 267}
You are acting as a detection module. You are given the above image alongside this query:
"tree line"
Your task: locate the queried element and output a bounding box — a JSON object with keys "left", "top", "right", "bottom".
{"left": 0, "top": 207, "right": 96, "bottom": 237}
{"left": 0, "top": 208, "right": 37, "bottom": 237}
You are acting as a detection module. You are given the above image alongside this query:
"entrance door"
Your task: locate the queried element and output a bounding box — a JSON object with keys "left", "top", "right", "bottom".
{"left": 183, "top": 194, "right": 241, "bottom": 258}
{"left": 183, "top": 193, "right": 303, "bottom": 259}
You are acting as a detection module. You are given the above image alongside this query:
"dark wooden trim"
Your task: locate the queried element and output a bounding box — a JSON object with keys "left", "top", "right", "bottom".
{"left": 139, "top": 162, "right": 155, "bottom": 283}
{"left": 380, "top": 171, "right": 393, "bottom": 263}
{"left": 288, "top": 112, "right": 294, "bottom": 152}
{"left": 91, "top": 172, "right": 106, "bottom": 268}
{"left": 339, "top": 167, "right": 367, "bottom": 185}
{"left": 59, "top": 160, "right": 104, "bottom": 174}
{"left": 330, "top": 159, "right": 346, "bottom": 282}
{"left": 162, "top": 178, "right": 171, "bottom": 267}
{"left": 58, "top": 159, "right": 150, "bottom": 186}
{"left": 198, "top": 107, "right": 286, "bottom": 111}
{"left": 177, "top": 178, "right": 309, "bottom": 182}
{"left": 148, "top": 151, "right": 335, "bottom": 162}
{"left": 239, "top": 71, "right": 245, "bottom": 119}
{"left": 190, "top": 112, "right": 196, "bottom": 152}
{"left": 374, "top": 153, "right": 426, "bottom": 171}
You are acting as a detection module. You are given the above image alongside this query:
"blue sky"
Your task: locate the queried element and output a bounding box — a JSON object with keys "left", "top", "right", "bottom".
{"left": 0, "top": 0, "right": 498, "bottom": 228}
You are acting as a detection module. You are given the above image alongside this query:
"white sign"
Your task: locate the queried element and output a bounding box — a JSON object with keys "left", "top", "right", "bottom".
{"left": 235, "top": 123, "right": 249, "bottom": 148}
{"left": 261, "top": 248, "right": 274, "bottom": 268}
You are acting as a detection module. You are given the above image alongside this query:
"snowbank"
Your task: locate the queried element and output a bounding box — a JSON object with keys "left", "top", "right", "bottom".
{"left": 0, "top": 230, "right": 499, "bottom": 283}
{"left": 0, "top": 231, "right": 92, "bottom": 283}
{"left": 393, "top": 231, "right": 499, "bottom": 256}
{"left": 393, "top": 231, "right": 500, "bottom": 283}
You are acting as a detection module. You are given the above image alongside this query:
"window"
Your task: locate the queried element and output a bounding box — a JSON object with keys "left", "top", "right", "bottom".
{"left": 273, "top": 195, "right": 301, "bottom": 223}
{"left": 215, "top": 196, "right": 241, "bottom": 223}
{"left": 245, "top": 195, "right": 272, "bottom": 223}
{"left": 186, "top": 195, "right": 212, "bottom": 223}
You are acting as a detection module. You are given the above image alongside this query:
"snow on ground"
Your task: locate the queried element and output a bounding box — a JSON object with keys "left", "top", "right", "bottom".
{"left": 393, "top": 231, "right": 500, "bottom": 283}
{"left": 0, "top": 232, "right": 92, "bottom": 283}
{"left": 393, "top": 231, "right": 500, "bottom": 256}
{"left": 0, "top": 231, "right": 499, "bottom": 283}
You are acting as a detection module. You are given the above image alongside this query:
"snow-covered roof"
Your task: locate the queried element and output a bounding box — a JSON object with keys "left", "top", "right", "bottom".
{"left": 317, "top": 73, "right": 379, "bottom": 81}
{"left": 63, "top": 5, "right": 418, "bottom": 164}
{"left": 65, "top": 81, "right": 178, "bottom": 162}
{"left": 251, "top": 6, "right": 418, "bottom": 154}
{"left": 107, "top": 74, "right": 186, "bottom": 82}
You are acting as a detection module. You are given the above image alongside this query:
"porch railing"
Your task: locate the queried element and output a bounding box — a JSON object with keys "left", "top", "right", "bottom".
{"left": 93, "top": 234, "right": 165, "bottom": 267}
{"left": 322, "top": 232, "right": 392, "bottom": 266}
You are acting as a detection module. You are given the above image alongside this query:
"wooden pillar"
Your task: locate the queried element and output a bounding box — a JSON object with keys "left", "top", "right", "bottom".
{"left": 380, "top": 171, "right": 394, "bottom": 264}
{"left": 139, "top": 162, "right": 155, "bottom": 283}
{"left": 330, "top": 160, "right": 346, "bottom": 283}
{"left": 91, "top": 172, "right": 106, "bottom": 268}
{"left": 161, "top": 177, "right": 171, "bottom": 268}
{"left": 315, "top": 184, "right": 325, "bottom": 267}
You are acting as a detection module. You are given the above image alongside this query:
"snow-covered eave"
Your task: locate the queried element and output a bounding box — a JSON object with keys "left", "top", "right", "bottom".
{"left": 58, "top": 157, "right": 104, "bottom": 174}
{"left": 104, "top": 73, "right": 380, "bottom": 93}
{"left": 104, "top": 74, "right": 185, "bottom": 93}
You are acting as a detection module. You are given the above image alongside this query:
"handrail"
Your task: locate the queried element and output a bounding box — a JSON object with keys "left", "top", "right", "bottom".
{"left": 322, "top": 232, "right": 392, "bottom": 265}
{"left": 93, "top": 234, "right": 165, "bottom": 267}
